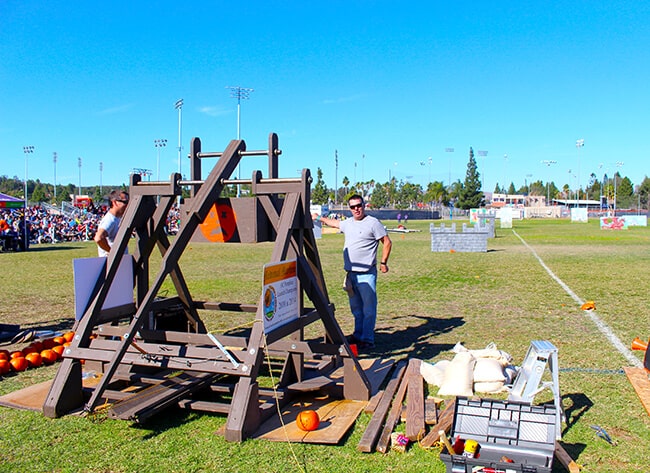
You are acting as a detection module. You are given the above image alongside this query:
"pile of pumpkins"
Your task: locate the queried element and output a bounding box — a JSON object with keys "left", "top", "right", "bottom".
{"left": 0, "top": 331, "right": 76, "bottom": 375}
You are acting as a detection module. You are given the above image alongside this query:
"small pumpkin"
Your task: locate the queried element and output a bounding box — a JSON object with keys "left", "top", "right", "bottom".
{"left": 296, "top": 409, "right": 320, "bottom": 431}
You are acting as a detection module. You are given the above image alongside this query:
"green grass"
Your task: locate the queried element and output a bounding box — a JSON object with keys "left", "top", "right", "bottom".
{"left": 1, "top": 218, "right": 649, "bottom": 472}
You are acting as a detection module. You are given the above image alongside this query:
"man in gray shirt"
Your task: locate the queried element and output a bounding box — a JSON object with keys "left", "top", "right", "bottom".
{"left": 314, "top": 194, "right": 392, "bottom": 350}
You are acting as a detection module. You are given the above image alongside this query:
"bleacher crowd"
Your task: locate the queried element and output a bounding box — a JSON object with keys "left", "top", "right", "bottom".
{"left": 0, "top": 203, "right": 181, "bottom": 251}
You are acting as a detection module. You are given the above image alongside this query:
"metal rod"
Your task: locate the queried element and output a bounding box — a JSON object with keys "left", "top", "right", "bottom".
{"left": 196, "top": 149, "right": 281, "bottom": 159}
{"left": 177, "top": 177, "right": 303, "bottom": 187}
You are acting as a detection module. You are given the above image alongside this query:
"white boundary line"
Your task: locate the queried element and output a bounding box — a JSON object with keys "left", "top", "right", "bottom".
{"left": 512, "top": 229, "right": 642, "bottom": 368}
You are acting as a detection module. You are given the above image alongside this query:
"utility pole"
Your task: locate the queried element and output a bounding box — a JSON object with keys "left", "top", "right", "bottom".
{"left": 175, "top": 99, "right": 183, "bottom": 175}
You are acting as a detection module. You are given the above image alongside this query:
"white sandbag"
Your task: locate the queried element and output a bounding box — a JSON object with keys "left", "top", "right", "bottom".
{"left": 451, "top": 342, "right": 512, "bottom": 366}
{"left": 438, "top": 352, "right": 475, "bottom": 397}
{"left": 474, "top": 380, "right": 507, "bottom": 393}
{"left": 420, "top": 359, "right": 450, "bottom": 387}
{"left": 473, "top": 358, "right": 506, "bottom": 384}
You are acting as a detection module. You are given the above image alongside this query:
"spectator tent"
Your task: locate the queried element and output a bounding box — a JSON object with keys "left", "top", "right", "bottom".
{"left": 0, "top": 192, "right": 24, "bottom": 209}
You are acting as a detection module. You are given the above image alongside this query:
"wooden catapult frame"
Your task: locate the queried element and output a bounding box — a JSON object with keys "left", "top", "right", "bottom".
{"left": 43, "top": 133, "right": 370, "bottom": 441}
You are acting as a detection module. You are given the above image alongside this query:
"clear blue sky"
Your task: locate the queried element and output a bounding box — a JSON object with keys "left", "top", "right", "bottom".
{"left": 2, "top": 1, "right": 649, "bottom": 197}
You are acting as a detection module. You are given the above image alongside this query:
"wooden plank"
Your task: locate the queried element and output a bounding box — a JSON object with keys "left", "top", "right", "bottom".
{"left": 624, "top": 367, "right": 650, "bottom": 416}
{"left": 554, "top": 441, "right": 581, "bottom": 473}
{"left": 253, "top": 396, "right": 366, "bottom": 444}
{"left": 357, "top": 360, "right": 407, "bottom": 452}
{"left": 419, "top": 398, "right": 456, "bottom": 448}
{"left": 376, "top": 364, "right": 410, "bottom": 453}
{"left": 364, "top": 390, "right": 384, "bottom": 414}
{"left": 405, "top": 358, "right": 425, "bottom": 441}
{"left": 108, "top": 371, "right": 217, "bottom": 422}
{"left": 425, "top": 398, "right": 438, "bottom": 425}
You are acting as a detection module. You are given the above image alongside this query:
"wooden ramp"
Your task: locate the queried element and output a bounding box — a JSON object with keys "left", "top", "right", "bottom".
{"left": 253, "top": 395, "right": 366, "bottom": 444}
{"left": 624, "top": 367, "right": 650, "bottom": 416}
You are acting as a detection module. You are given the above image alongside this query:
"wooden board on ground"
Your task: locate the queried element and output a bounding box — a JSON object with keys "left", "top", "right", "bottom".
{"left": 624, "top": 367, "right": 650, "bottom": 416}
{"left": 0, "top": 373, "right": 101, "bottom": 412}
{"left": 253, "top": 395, "right": 366, "bottom": 444}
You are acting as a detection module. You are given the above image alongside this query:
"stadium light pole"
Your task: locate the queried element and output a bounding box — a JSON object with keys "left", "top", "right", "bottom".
{"left": 53, "top": 152, "right": 57, "bottom": 201}
{"left": 77, "top": 157, "right": 82, "bottom": 196}
{"left": 614, "top": 161, "right": 624, "bottom": 216}
{"left": 445, "top": 147, "right": 454, "bottom": 190}
{"left": 99, "top": 161, "right": 103, "bottom": 196}
{"left": 503, "top": 154, "right": 508, "bottom": 192}
{"left": 541, "top": 160, "right": 557, "bottom": 205}
{"left": 175, "top": 99, "right": 183, "bottom": 175}
{"left": 576, "top": 139, "right": 584, "bottom": 205}
{"left": 154, "top": 139, "right": 167, "bottom": 181}
{"left": 226, "top": 86, "right": 254, "bottom": 198}
{"left": 478, "top": 150, "right": 488, "bottom": 191}
{"left": 23, "top": 146, "right": 34, "bottom": 248}
{"left": 334, "top": 149, "right": 338, "bottom": 206}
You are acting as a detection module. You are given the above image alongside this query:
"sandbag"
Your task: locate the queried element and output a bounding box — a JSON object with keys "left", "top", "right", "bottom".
{"left": 438, "top": 352, "right": 475, "bottom": 397}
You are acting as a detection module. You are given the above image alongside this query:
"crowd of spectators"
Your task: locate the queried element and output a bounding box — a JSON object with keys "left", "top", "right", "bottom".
{"left": 0, "top": 202, "right": 182, "bottom": 251}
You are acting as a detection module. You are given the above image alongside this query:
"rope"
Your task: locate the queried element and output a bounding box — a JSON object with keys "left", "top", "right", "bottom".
{"left": 263, "top": 331, "right": 307, "bottom": 473}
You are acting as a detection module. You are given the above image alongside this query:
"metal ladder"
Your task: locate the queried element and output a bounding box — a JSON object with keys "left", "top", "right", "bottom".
{"left": 508, "top": 340, "right": 564, "bottom": 439}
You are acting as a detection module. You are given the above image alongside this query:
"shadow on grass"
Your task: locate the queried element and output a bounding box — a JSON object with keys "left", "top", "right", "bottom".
{"left": 22, "top": 317, "right": 74, "bottom": 333}
{"left": 562, "top": 392, "right": 594, "bottom": 435}
{"left": 375, "top": 314, "right": 464, "bottom": 360}
{"left": 25, "top": 245, "right": 80, "bottom": 252}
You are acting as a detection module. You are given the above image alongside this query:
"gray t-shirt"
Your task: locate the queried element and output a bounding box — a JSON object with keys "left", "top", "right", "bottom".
{"left": 339, "top": 215, "right": 387, "bottom": 272}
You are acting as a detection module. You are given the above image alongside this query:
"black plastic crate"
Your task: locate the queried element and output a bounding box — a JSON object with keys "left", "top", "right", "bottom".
{"left": 440, "top": 397, "right": 556, "bottom": 473}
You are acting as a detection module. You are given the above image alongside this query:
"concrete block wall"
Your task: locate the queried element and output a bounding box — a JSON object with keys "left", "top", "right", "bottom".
{"left": 429, "top": 223, "right": 489, "bottom": 252}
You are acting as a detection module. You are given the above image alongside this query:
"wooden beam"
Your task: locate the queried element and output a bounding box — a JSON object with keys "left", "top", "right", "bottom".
{"left": 419, "top": 398, "right": 456, "bottom": 448}
{"left": 375, "top": 364, "right": 410, "bottom": 453}
{"left": 404, "top": 358, "right": 425, "bottom": 441}
{"left": 357, "top": 361, "right": 407, "bottom": 453}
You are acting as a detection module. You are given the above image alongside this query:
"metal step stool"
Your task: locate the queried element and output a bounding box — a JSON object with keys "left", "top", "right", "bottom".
{"left": 508, "top": 340, "right": 564, "bottom": 439}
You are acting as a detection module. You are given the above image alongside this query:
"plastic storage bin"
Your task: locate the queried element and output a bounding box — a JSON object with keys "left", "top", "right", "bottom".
{"left": 440, "top": 397, "right": 557, "bottom": 473}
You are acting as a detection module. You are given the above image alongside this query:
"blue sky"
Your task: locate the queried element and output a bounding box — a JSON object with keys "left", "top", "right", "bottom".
{"left": 2, "top": 1, "right": 649, "bottom": 197}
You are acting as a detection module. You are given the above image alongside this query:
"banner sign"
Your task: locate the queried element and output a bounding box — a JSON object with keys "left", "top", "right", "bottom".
{"left": 262, "top": 260, "right": 299, "bottom": 334}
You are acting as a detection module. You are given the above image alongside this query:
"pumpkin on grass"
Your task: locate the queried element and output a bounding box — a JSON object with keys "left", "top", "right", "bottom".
{"left": 10, "top": 357, "right": 28, "bottom": 372}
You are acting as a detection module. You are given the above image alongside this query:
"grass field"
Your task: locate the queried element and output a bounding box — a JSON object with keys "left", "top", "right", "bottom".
{"left": 0, "top": 217, "right": 649, "bottom": 472}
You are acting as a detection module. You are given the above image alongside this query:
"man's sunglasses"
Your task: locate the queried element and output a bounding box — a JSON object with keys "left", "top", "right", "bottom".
{"left": 349, "top": 203, "right": 363, "bottom": 209}
{"left": 117, "top": 199, "right": 129, "bottom": 204}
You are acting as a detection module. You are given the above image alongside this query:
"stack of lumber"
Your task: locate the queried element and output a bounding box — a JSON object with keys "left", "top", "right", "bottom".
{"left": 357, "top": 358, "right": 455, "bottom": 454}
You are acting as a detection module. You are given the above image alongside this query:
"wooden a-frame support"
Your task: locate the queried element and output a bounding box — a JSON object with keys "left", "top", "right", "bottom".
{"left": 43, "top": 133, "right": 370, "bottom": 442}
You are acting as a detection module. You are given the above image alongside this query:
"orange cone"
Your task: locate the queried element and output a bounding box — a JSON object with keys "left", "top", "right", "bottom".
{"left": 631, "top": 337, "right": 648, "bottom": 351}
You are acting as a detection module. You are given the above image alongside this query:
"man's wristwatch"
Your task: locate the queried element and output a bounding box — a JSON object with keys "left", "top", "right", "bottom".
{"left": 380, "top": 261, "right": 387, "bottom": 265}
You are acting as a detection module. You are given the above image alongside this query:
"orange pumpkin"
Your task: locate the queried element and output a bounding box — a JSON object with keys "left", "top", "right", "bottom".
{"left": 10, "top": 350, "right": 24, "bottom": 359}
{"left": 53, "top": 336, "right": 66, "bottom": 345}
{"left": 42, "top": 338, "right": 57, "bottom": 350}
{"left": 0, "top": 359, "right": 11, "bottom": 375}
{"left": 10, "top": 357, "right": 28, "bottom": 372}
{"left": 25, "top": 352, "right": 43, "bottom": 368}
{"left": 63, "top": 331, "right": 75, "bottom": 343}
{"left": 29, "top": 341, "right": 44, "bottom": 352}
{"left": 296, "top": 409, "right": 320, "bottom": 431}
{"left": 40, "top": 349, "right": 58, "bottom": 365}
{"left": 51, "top": 345, "right": 65, "bottom": 359}
{"left": 0, "top": 351, "right": 9, "bottom": 362}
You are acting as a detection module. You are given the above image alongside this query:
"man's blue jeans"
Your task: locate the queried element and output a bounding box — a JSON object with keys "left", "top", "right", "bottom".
{"left": 348, "top": 268, "right": 377, "bottom": 344}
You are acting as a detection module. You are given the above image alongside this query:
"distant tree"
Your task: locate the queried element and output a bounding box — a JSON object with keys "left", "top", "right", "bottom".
{"left": 638, "top": 176, "right": 650, "bottom": 211}
{"left": 493, "top": 183, "right": 502, "bottom": 194}
{"left": 369, "top": 182, "right": 389, "bottom": 208}
{"left": 342, "top": 176, "right": 350, "bottom": 195}
{"left": 311, "top": 167, "right": 329, "bottom": 205}
{"left": 31, "top": 183, "right": 47, "bottom": 203}
{"left": 617, "top": 176, "right": 634, "bottom": 208}
{"left": 456, "top": 147, "right": 483, "bottom": 209}
{"left": 507, "top": 182, "right": 516, "bottom": 194}
{"left": 425, "top": 181, "right": 447, "bottom": 207}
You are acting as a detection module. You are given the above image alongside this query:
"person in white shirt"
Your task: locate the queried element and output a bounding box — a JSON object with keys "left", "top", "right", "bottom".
{"left": 94, "top": 190, "right": 129, "bottom": 256}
